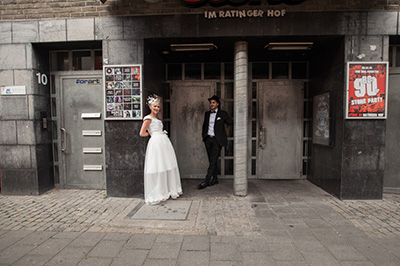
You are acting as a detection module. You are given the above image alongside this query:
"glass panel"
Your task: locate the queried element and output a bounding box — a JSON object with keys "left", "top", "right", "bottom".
{"left": 252, "top": 62, "right": 269, "bottom": 79}
{"left": 204, "top": 63, "right": 221, "bottom": 79}
{"left": 51, "top": 52, "right": 69, "bottom": 71}
{"left": 51, "top": 98, "right": 57, "bottom": 118}
{"left": 51, "top": 75, "right": 56, "bottom": 94}
{"left": 52, "top": 120, "right": 57, "bottom": 140}
{"left": 292, "top": 62, "right": 307, "bottom": 79}
{"left": 167, "top": 64, "right": 182, "bottom": 80}
{"left": 272, "top": 62, "right": 289, "bottom": 79}
{"left": 164, "top": 83, "right": 170, "bottom": 99}
{"left": 72, "top": 51, "right": 91, "bottom": 70}
{"left": 217, "top": 82, "right": 221, "bottom": 98}
{"left": 164, "top": 102, "right": 170, "bottom": 119}
{"left": 252, "top": 140, "right": 256, "bottom": 156}
{"left": 224, "top": 159, "right": 233, "bottom": 175}
{"left": 252, "top": 101, "right": 257, "bottom": 119}
{"left": 94, "top": 50, "right": 103, "bottom": 70}
{"left": 224, "top": 101, "right": 234, "bottom": 118}
{"left": 224, "top": 82, "right": 234, "bottom": 99}
{"left": 389, "top": 46, "right": 393, "bottom": 67}
{"left": 302, "top": 160, "right": 307, "bottom": 175}
{"left": 396, "top": 46, "right": 400, "bottom": 67}
{"left": 252, "top": 121, "right": 257, "bottom": 138}
{"left": 251, "top": 159, "right": 256, "bottom": 175}
{"left": 252, "top": 82, "right": 257, "bottom": 99}
{"left": 164, "top": 121, "right": 170, "bottom": 137}
{"left": 217, "top": 159, "right": 221, "bottom": 175}
{"left": 185, "top": 63, "right": 201, "bottom": 80}
{"left": 54, "top": 165, "right": 59, "bottom": 184}
{"left": 303, "top": 101, "right": 308, "bottom": 117}
{"left": 225, "top": 140, "right": 234, "bottom": 156}
{"left": 53, "top": 143, "right": 58, "bottom": 162}
{"left": 303, "top": 121, "right": 309, "bottom": 137}
{"left": 227, "top": 125, "right": 234, "bottom": 137}
{"left": 225, "top": 63, "right": 233, "bottom": 79}
{"left": 304, "top": 84, "right": 310, "bottom": 98}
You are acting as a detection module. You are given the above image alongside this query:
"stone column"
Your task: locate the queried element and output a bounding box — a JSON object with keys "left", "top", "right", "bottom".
{"left": 233, "top": 41, "right": 248, "bottom": 196}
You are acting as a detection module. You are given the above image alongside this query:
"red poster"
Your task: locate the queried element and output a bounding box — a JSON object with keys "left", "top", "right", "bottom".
{"left": 346, "top": 62, "right": 388, "bottom": 119}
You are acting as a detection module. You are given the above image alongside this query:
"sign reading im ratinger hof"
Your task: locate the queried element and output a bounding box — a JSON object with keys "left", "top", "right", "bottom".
{"left": 346, "top": 62, "right": 388, "bottom": 119}
{"left": 104, "top": 65, "right": 142, "bottom": 120}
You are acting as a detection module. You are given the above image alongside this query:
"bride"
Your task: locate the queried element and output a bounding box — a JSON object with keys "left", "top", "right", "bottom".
{"left": 139, "top": 94, "right": 183, "bottom": 205}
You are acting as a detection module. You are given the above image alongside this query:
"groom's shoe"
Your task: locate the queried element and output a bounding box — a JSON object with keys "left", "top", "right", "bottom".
{"left": 198, "top": 181, "right": 209, "bottom": 189}
{"left": 209, "top": 178, "right": 219, "bottom": 186}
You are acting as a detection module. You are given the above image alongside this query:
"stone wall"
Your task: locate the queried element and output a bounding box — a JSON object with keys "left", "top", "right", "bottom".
{"left": 385, "top": 68, "right": 400, "bottom": 194}
{"left": 0, "top": 0, "right": 399, "bottom": 21}
{"left": 309, "top": 37, "right": 345, "bottom": 198}
{"left": 0, "top": 44, "right": 53, "bottom": 195}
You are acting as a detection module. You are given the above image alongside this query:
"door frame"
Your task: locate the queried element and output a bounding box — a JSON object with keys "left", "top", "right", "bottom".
{"left": 167, "top": 80, "right": 235, "bottom": 179}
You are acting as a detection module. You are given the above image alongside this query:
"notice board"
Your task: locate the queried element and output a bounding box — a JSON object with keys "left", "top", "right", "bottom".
{"left": 104, "top": 65, "right": 143, "bottom": 120}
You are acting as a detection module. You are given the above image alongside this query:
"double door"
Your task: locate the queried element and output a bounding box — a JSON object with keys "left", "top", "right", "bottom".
{"left": 168, "top": 80, "right": 303, "bottom": 180}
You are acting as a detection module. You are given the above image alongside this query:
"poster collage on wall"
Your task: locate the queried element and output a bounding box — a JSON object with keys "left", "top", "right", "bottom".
{"left": 104, "top": 65, "right": 142, "bottom": 120}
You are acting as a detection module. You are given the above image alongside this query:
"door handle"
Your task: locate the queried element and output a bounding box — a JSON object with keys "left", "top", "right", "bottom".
{"left": 61, "top": 128, "right": 67, "bottom": 152}
{"left": 259, "top": 126, "right": 266, "bottom": 149}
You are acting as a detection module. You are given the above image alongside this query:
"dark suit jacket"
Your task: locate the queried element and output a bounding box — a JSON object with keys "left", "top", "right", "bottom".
{"left": 202, "top": 109, "right": 233, "bottom": 147}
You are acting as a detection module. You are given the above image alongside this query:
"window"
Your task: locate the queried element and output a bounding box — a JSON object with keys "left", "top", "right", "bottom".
{"left": 185, "top": 63, "right": 201, "bottom": 80}
{"left": 50, "top": 50, "right": 102, "bottom": 71}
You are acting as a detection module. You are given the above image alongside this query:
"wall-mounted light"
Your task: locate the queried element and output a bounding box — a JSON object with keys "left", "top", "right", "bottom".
{"left": 171, "top": 43, "right": 217, "bottom": 51}
{"left": 100, "top": 0, "right": 107, "bottom": 4}
{"left": 264, "top": 42, "right": 313, "bottom": 50}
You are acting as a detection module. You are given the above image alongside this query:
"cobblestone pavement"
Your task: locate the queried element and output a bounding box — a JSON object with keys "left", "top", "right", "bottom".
{"left": 326, "top": 194, "right": 400, "bottom": 238}
{"left": 0, "top": 179, "right": 399, "bottom": 265}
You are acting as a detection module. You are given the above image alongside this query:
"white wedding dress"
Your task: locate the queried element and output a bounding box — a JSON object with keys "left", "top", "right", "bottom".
{"left": 143, "top": 115, "right": 182, "bottom": 205}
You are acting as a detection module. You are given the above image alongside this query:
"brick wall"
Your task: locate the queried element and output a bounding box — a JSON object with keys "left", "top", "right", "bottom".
{"left": 0, "top": 0, "right": 399, "bottom": 21}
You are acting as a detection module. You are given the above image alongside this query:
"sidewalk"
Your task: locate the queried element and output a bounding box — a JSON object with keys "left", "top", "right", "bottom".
{"left": 0, "top": 179, "right": 399, "bottom": 265}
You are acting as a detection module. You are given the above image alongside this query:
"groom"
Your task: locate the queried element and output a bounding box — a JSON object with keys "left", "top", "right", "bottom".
{"left": 198, "top": 95, "right": 233, "bottom": 189}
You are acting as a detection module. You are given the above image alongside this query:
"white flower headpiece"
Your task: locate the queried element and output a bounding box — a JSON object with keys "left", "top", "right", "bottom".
{"left": 146, "top": 94, "right": 160, "bottom": 106}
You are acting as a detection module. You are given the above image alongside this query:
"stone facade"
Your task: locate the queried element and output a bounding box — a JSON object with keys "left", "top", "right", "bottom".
{"left": 0, "top": 0, "right": 399, "bottom": 21}
{"left": 0, "top": 0, "right": 399, "bottom": 198}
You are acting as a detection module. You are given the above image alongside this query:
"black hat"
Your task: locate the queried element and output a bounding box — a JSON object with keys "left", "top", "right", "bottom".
{"left": 208, "top": 95, "right": 220, "bottom": 104}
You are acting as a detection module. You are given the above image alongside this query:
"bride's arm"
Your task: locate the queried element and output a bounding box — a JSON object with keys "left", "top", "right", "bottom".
{"left": 139, "top": 119, "right": 151, "bottom": 137}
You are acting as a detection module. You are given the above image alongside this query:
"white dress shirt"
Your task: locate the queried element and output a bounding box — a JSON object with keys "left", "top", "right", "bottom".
{"left": 207, "top": 108, "right": 218, "bottom": 137}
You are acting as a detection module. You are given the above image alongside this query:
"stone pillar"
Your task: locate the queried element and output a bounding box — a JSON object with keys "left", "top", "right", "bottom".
{"left": 340, "top": 35, "right": 387, "bottom": 199}
{"left": 233, "top": 41, "right": 248, "bottom": 196}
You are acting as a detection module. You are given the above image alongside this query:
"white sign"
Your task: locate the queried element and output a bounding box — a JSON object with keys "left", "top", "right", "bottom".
{"left": 83, "top": 148, "right": 102, "bottom": 154}
{"left": 204, "top": 9, "right": 286, "bottom": 19}
{"left": 82, "top": 130, "right": 102, "bottom": 136}
{"left": 1, "top": 86, "right": 26, "bottom": 95}
{"left": 81, "top": 113, "right": 101, "bottom": 118}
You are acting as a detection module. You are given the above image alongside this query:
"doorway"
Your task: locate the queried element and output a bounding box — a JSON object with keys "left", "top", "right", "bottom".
{"left": 169, "top": 81, "right": 215, "bottom": 179}
{"left": 52, "top": 72, "right": 105, "bottom": 189}
{"left": 256, "top": 81, "right": 304, "bottom": 179}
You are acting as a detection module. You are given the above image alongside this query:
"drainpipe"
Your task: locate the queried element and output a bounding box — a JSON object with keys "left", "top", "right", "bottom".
{"left": 233, "top": 41, "right": 248, "bottom": 197}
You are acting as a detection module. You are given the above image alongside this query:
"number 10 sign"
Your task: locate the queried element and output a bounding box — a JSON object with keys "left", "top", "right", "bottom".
{"left": 346, "top": 62, "right": 388, "bottom": 119}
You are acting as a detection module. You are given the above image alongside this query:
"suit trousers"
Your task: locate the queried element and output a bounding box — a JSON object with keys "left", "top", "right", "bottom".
{"left": 205, "top": 136, "right": 221, "bottom": 182}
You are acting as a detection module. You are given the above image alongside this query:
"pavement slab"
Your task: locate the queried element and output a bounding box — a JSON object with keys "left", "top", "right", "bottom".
{"left": 0, "top": 179, "right": 399, "bottom": 265}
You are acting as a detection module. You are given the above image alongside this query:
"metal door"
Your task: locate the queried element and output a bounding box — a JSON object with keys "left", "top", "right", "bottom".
{"left": 257, "top": 81, "right": 303, "bottom": 179}
{"left": 58, "top": 73, "right": 105, "bottom": 189}
{"left": 170, "top": 81, "right": 215, "bottom": 179}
